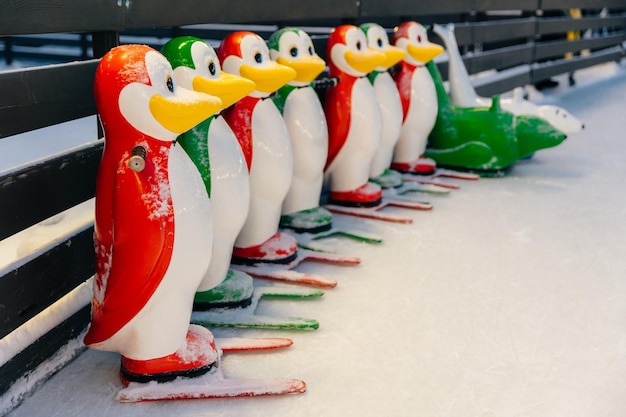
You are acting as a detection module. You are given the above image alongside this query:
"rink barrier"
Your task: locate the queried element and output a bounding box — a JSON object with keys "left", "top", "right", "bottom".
{"left": 0, "top": 0, "right": 624, "bottom": 414}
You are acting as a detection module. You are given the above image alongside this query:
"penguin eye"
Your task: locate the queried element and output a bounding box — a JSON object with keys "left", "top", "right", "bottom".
{"left": 254, "top": 52, "right": 263, "bottom": 63}
{"left": 308, "top": 45, "right": 314, "bottom": 55}
{"left": 166, "top": 75, "right": 174, "bottom": 93}
{"left": 356, "top": 40, "right": 362, "bottom": 50}
{"left": 417, "top": 34, "right": 422, "bottom": 43}
{"left": 377, "top": 38, "right": 383, "bottom": 47}
{"left": 208, "top": 61, "right": 216, "bottom": 76}
{"left": 290, "top": 46, "right": 298, "bottom": 57}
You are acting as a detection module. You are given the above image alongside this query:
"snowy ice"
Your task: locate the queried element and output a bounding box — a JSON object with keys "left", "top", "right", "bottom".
{"left": 3, "top": 61, "right": 626, "bottom": 417}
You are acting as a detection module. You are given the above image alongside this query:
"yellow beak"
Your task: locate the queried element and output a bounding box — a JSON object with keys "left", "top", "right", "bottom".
{"left": 192, "top": 72, "right": 256, "bottom": 109}
{"left": 407, "top": 43, "right": 444, "bottom": 64}
{"left": 344, "top": 48, "right": 387, "bottom": 74}
{"left": 149, "top": 90, "right": 222, "bottom": 134}
{"left": 276, "top": 55, "right": 326, "bottom": 83}
{"left": 240, "top": 62, "right": 297, "bottom": 94}
{"left": 382, "top": 45, "right": 406, "bottom": 69}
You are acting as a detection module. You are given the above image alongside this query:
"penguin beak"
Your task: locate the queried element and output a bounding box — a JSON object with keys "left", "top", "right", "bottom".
{"left": 149, "top": 89, "right": 222, "bottom": 134}
{"left": 407, "top": 42, "right": 444, "bottom": 64}
{"left": 192, "top": 72, "right": 256, "bottom": 109}
{"left": 344, "top": 48, "right": 386, "bottom": 74}
{"left": 276, "top": 55, "right": 326, "bottom": 83}
{"left": 382, "top": 45, "right": 406, "bottom": 69}
{"left": 240, "top": 62, "right": 297, "bottom": 93}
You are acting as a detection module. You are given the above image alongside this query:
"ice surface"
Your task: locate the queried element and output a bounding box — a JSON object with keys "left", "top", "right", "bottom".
{"left": 5, "top": 62, "right": 626, "bottom": 417}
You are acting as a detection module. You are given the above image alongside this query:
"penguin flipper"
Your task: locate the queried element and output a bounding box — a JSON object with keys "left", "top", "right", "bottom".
{"left": 393, "top": 62, "right": 415, "bottom": 122}
{"left": 222, "top": 96, "right": 257, "bottom": 171}
{"left": 324, "top": 77, "right": 353, "bottom": 170}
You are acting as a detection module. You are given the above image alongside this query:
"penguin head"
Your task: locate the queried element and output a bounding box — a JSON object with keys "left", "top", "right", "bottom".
{"left": 359, "top": 23, "right": 406, "bottom": 72}
{"left": 393, "top": 22, "right": 444, "bottom": 66}
{"left": 267, "top": 28, "right": 326, "bottom": 87}
{"left": 327, "top": 24, "right": 386, "bottom": 78}
{"left": 94, "top": 44, "right": 222, "bottom": 142}
{"left": 217, "top": 31, "right": 296, "bottom": 98}
{"left": 162, "top": 36, "right": 256, "bottom": 110}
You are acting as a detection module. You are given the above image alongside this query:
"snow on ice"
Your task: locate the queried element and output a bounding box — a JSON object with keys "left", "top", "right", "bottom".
{"left": 3, "top": 61, "right": 626, "bottom": 417}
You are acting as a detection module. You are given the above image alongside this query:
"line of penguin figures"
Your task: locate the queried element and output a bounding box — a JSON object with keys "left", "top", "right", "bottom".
{"left": 84, "top": 21, "right": 580, "bottom": 400}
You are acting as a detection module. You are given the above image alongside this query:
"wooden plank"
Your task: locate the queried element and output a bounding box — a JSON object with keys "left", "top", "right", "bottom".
{"left": 0, "top": 0, "right": 123, "bottom": 36}
{"left": 475, "top": 70, "right": 532, "bottom": 96}
{"left": 0, "top": 227, "right": 95, "bottom": 339}
{"left": 473, "top": 0, "right": 539, "bottom": 11}
{"left": 531, "top": 47, "right": 624, "bottom": 81}
{"left": 0, "top": 60, "right": 98, "bottom": 138}
{"left": 123, "top": 0, "right": 358, "bottom": 28}
{"left": 465, "top": 44, "right": 534, "bottom": 74}
{"left": 0, "top": 49, "right": 85, "bottom": 64}
{"left": 534, "top": 33, "right": 626, "bottom": 60}
{"left": 359, "top": 0, "right": 472, "bottom": 17}
{"left": 8, "top": 34, "right": 86, "bottom": 48}
{"left": 430, "top": 19, "right": 535, "bottom": 50}
{"left": 472, "top": 19, "right": 536, "bottom": 44}
{"left": 0, "top": 141, "right": 102, "bottom": 241}
{"left": 541, "top": 0, "right": 626, "bottom": 9}
{"left": 0, "top": 306, "right": 90, "bottom": 397}
{"left": 537, "top": 15, "right": 626, "bottom": 35}
{"left": 130, "top": 26, "right": 279, "bottom": 44}
{"left": 450, "top": 24, "right": 473, "bottom": 46}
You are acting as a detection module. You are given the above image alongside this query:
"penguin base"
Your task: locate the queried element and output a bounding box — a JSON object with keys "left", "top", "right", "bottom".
{"left": 391, "top": 157, "right": 437, "bottom": 176}
{"left": 436, "top": 163, "right": 511, "bottom": 178}
{"left": 328, "top": 183, "right": 382, "bottom": 208}
{"left": 192, "top": 284, "right": 323, "bottom": 330}
{"left": 120, "top": 325, "right": 218, "bottom": 385}
{"left": 369, "top": 169, "right": 404, "bottom": 189}
{"left": 116, "top": 335, "right": 307, "bottom": 402}
{"left": 193, "top": 269, "right": 254, "bottom": 310}
{"left": 232, "top": 232, "right": 298, "bottom": 266}
{"left": 280, "top": 207, "right": 333, "bottom": 234}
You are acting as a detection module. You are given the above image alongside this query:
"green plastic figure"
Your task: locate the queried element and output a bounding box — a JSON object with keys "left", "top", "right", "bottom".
{"left": 425, "top": 61, "right": 567, "bottom": 176}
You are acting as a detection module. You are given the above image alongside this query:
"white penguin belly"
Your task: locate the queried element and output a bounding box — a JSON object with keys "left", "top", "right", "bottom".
{"left": 394, "top": 67, "right": 438, "bottom": 163}
{"left": 370, "top": 73, "right": 403, "bottom": 177}
{"left": 101, "top": 145, "right": 213, "bottom": 360}
{"left": 327, "top": 77, "right": 382, "bottom": 191}
{"left": 197, "top": 116, "right": 251, "bottom": 291}
{"left": 236, "top": 99, "right": 293, "bottom": 247}
{"left": 282, "top": 87, "right": 328, "bottom": 214}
